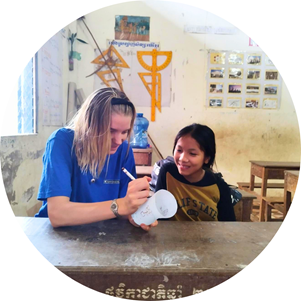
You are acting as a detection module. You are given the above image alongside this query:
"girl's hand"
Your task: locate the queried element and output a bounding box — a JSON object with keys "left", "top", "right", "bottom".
{"left": 119, "top": 176, "right": 151, "bottom": 216}
{"left": 128, "top": 215, "right": 158, "bottom": 232}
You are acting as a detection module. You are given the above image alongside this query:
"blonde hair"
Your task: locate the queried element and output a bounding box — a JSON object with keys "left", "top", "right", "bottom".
{"left": 67, "top": 87, "right": 136, "bottom": 178}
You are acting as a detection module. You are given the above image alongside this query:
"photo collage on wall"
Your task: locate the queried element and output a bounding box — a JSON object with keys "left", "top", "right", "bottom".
{"left": 206, "top": 50, "right": 282, "bottom": 109}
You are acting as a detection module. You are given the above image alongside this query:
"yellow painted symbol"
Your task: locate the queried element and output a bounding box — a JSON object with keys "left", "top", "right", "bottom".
{"left": 91, "top": 45, "right": 130, "bottom": 68}
{"left": 137, "top": 49, "right": 172, "bottom": 121}
{"left": 91, "top": 45, "right": 129, "bottom": 88}
{"left": 97, "top": 69, "right": 124, "bottom": 90}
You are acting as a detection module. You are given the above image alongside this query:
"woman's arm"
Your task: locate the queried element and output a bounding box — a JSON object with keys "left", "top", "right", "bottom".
{"left": 48, "top": 196, "right": 115, "bottom": 227}
{"left": 48, "top": 176, "right": 151, "bottom": 227}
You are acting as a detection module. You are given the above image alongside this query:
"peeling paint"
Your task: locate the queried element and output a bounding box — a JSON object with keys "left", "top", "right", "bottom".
{"left": 27, "top": 149, "right": 44, "bottom": 160}
{"left": 0, "top": 150, "right": 23, "bottom": 203}
{"left": 20, "top": 186, "right": 35, "bottom": 203}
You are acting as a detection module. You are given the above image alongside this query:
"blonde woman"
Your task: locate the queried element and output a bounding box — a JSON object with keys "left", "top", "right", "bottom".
{"left": 35, "top": 87, "right": 157, "bottom": 231}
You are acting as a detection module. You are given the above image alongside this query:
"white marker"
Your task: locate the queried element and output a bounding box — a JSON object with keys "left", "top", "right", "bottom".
{"left": 122, "top": 167, "right": 155, "bottom": 192}
{"left": 122, "top": 167, "right": 136, "bottom": 180}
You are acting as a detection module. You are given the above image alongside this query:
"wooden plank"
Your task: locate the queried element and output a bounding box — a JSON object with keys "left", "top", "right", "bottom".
{"left": 234, "top": 189, "right": 257, "bottom": 222}
{"left": 262, "top": 197, "right": 284, "bottom": 221}
{"left": 274, "top": 204, "right": 284, "bottom": 213}
{"left": 285, "top": 170, "right": 299, "bottom": 193}
{"left": 286, "top": 170, "right": 299, "bottom": 177}
{"left": 262, "top": 196, "right": 284, "bottom": 204}
{"left": 249, "top": 161, "right": 300, "bottom": 168}
{"left": 237, "top": 188, "right": 261, "bottom": 199}
{"left": 133, "top": 148, "right": 153, "bottom": 166}
{"left": 136, "top": 165, "right": 153, "bottom": 178}
{"left": 237, "top": 182, "right": 285, "bottom": 189}
{"left": 251, "top": 163, "right": 263, "bottom": 178}
{"left": 283, "top": 170, "right": 299, "bottom": 218}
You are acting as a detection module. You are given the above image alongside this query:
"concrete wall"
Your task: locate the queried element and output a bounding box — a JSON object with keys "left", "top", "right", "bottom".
{"left": 1, "top": 1, "right": 300, "bottom": 216}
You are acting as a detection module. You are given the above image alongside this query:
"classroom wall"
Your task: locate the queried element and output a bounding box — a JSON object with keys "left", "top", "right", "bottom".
{"left": 1, "top": 1, "right": 300, "bottom": 216}
{"left": 75, "top": 1, "right": 300, "bottom": 184}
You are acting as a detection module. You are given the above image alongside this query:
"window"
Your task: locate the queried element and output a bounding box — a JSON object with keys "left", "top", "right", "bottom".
{"left": 1, "top": 57, "right": 36, "bottom": 136}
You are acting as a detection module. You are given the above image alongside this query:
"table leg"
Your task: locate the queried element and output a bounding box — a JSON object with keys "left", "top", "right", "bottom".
{"left": 265, "top": 201, "right": 272, "bottom": 222}
{"left": 283, "top": 190, "right": 291, "bottom": 219}
{"left": 259, "top": 168, "right": 268, "bottom": 222}
{"left": 283, "top": 173, "right": 292, "bottom": 219}
{"left": 250, "top": 173, "right": 255, "bottom": 191}
{"left": 242, "top": 198, "right": 253, "bottom": 222}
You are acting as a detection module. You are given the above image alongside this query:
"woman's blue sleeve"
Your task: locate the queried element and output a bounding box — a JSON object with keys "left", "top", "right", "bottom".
{"left": 37, "top": 134, "right": 73, "bottom": 201}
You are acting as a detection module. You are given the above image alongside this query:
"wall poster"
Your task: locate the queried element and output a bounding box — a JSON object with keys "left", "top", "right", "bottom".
{"left": 206, "top": 50, "right": 282, "bottom": 109}
{"left": 115, "top": 15, "right": 150, "bottom": 41}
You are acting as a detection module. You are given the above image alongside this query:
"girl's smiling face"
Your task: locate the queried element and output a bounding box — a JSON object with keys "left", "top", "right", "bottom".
{"left": 173, "top": 134, "right": 210, "bottom": 183}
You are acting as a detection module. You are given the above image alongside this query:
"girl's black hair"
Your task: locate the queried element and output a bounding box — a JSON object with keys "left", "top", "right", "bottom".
{"left": 173, "top": 123, "right": 216, "bottom": 170}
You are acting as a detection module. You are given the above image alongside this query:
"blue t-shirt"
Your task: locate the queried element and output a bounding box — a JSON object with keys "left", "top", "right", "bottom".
{"left": 35, "top": 128, "right": 137, "bottom": 217}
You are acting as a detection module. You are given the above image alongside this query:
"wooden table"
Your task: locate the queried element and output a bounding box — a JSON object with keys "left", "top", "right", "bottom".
{"left": 249, "top": 161, "right": 300, "bottom": 221}
{"left": 283, "top": 170, "right": 299, "bottom": 218}
{"left": 17, "top": 217, "right": 281, "bottom": 299}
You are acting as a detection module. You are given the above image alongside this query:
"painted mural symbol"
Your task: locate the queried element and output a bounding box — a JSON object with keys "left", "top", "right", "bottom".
{"left": 89, "top": 45, "right": 130, "bottom": 90}
{"left": 137, "top": 49, "right": 172, "bottom": 121}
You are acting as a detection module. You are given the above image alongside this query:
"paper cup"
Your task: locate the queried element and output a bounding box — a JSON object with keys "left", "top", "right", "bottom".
{"left": 131, "top": 189, "right": 178, "bottom": 226}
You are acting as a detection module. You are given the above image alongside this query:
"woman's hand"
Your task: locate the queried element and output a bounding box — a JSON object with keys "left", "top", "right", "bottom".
{"left": 128, "top": 215, "right": 158, "bottom": 231}
{"left": 118, "top": 176, "right": 151, "bottom": 216}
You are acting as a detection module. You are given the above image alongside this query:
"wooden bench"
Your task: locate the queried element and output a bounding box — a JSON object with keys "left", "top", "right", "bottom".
{"left": 283, "top": 170, "right": 299, "bottom": 218}
{"left": 136, "top": 165, "right": 153, "bottom": 178}
{"left": 235, "top": 189, "right": 283, "bottom": 222}
{"left": 234, "top": 189, "right": 257, "bottom": 222}
{"left": 237, "top": 182, "right": 284, "bottom": 190}
{"left": 235, "top": 190, "right": 262, "bottom": 221}
{"left": 261, "top": 196, "right": 284, "bottom": 221}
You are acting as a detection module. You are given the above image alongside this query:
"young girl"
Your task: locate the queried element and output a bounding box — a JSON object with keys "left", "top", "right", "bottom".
{"left": 155, "top": 123, "right": 235, "bottom": 221}
{"left": 35, "top": 87, "right": 158, "bottom": 231}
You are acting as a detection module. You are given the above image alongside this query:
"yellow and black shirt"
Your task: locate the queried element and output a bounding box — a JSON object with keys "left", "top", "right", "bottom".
{"left": 155, "top": 162, "right": 235, "bottom": 221}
